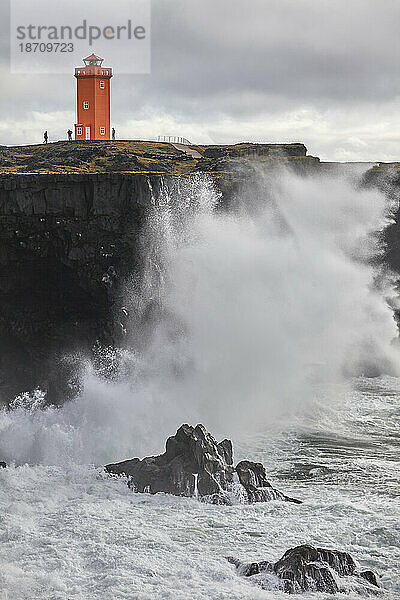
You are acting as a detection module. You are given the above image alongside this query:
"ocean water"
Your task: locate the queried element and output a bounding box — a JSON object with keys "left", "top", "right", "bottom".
{"left": 0, "top": 376, "right": 399, "bottom": 599}
{"left": 0, "top": 170, "right": 399, "bottom": 598}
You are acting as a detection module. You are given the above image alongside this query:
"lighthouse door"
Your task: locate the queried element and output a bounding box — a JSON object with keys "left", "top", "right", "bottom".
{"left": 85, "top": 127, "right": 91, "bottom": 140}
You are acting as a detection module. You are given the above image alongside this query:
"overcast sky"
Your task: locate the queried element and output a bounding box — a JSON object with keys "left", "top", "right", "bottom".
{"left": 1, "top": 0, "right": 400, "bottom": 161}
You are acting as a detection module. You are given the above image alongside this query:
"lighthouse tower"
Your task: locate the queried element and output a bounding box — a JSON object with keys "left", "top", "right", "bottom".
{"left": 74, "top": 54, "right": 113, "bottom": 141}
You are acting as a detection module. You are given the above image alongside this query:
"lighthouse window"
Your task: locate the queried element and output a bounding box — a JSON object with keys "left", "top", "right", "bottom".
{"left": 83, "top": 101, "right": 89, "bottom": 109}
{"left": 100, "top": 81, "right": 105, "bottom": 89}
{"left": 100, "top": 127, "right": 105, "bottom": 135}
{"left": 76, "top": 127, "right": 82, "bottom": 135}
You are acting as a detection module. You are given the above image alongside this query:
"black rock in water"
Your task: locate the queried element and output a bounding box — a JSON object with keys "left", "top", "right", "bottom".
{"left": 228, "top": 544, "right": 380, "bottom": 594}
{"left": 105, "top": 424, "right": 300, "bottom": 504}
{"left": 0, "top": 461, "right": 6, "bottom": 468}
{"left": 359, "top": 570, "right": 380, "bottom": 587}
{"left": 236, "top": 460, "right": 301, "bottom": 503}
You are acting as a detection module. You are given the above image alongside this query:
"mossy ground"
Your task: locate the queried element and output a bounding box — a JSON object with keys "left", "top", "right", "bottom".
{"left": 0, "top": 140, "right": 317, "bottom": 176}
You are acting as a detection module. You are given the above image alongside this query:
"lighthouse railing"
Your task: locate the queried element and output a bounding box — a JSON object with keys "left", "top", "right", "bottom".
{"left": 157, "top": 135, "right": 191, "bottom": 145}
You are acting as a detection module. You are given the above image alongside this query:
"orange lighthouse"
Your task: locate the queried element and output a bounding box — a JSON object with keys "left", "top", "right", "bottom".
{"left": 74, "top": 54, "right": 113, "bottom": 141}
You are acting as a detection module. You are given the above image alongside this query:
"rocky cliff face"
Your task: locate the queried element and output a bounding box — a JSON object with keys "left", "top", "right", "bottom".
{"left": 0, "top": 138, "right": 323, "bottom": 403}
{"left": 362, "top": 163, "right": 400, "bottom": 326}
{"left": 0, "top": 172, "right": 164, "bottom": 402}
{"left": 0, "top": 143, "right": 397, "bottom": 404}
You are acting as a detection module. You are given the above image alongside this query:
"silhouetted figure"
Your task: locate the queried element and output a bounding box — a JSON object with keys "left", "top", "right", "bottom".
{"left": 67, "top": 129, "right": 73, "bottom": 141}
{"left": 43, "top": 131, "right": 48, "bottom": 144}
{"left": 112, "top": 127, "right": 116, "bottom": 140}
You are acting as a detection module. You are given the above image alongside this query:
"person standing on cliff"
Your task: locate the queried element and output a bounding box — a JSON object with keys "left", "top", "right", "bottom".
{"left": 112, "top": 128, "right": 116, "bottom": 140}
{"left": 67, "top": 129, "right": 73, "bottom": 142}
{"left": 43, "top": 131, "right": 48, "bottom": 144}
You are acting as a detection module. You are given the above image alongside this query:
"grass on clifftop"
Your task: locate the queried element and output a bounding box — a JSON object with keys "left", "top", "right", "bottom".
{"left": 0, "top": 140, "right": 193, "bottom": 175}
{"left": 0, "top": 140, "right": 316, "bottom": 176}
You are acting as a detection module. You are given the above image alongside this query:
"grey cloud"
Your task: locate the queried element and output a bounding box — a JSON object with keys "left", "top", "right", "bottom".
{"left": 148, "top": 0, "right": 400, "bottom": 102}
{"left": 0, "top": 0, "right": 400, "bottom": 158}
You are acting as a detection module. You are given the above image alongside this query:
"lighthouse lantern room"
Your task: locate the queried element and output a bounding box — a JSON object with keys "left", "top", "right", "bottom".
{"left": 74, "top": 54, "right": 112, "bottom": 141}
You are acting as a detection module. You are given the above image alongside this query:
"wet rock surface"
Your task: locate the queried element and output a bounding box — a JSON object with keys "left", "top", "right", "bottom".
{"left": 105, "top": 424, "right": 301, "bottom": 504}
{"left": 359, "top": 570, "right": 380, "bottom": 587}
{"left": 228, "top": 544, "right": 380, "bottom": 594}
{"left": 235, "top": 460, "right": 299, "bottom": 503}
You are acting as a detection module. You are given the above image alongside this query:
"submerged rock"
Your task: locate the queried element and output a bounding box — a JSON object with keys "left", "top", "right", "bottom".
{"left": 0, "top": 461, "right": 6, "bottom": 468}
{"left": 105, "top": 424, "right": 300, "bottom": 504}
{"left": 228, "top": 544, "right": 380, "bottom": 594}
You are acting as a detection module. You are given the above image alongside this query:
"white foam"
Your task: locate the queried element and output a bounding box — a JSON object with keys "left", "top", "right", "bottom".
{"left": 1, "top": 169, "right": 398, "bottom": 466}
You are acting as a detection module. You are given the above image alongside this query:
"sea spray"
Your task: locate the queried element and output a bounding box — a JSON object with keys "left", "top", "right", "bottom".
{"left": 0, "top": 168, "right": 398, "bottom": 466}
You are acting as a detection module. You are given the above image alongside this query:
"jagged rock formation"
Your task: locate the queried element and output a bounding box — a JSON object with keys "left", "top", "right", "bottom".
{"left": 105, "top": 424, "right": 301, "bottom": 504}
{"left": 227, "top": 544, "right": 380, "bottom": 594}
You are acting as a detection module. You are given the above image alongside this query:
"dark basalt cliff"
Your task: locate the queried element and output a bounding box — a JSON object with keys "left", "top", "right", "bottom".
{"left": 362, "top": 162, "right": 400, "bottom": 326}
{"left": 0, "top": 172, "right": 164, "bottom": 401}
{"left": 0, "top": 140, "right": 397, "bottom": 403}
{"left": 0, "top": 141, "right": 322, "bottom": 402}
